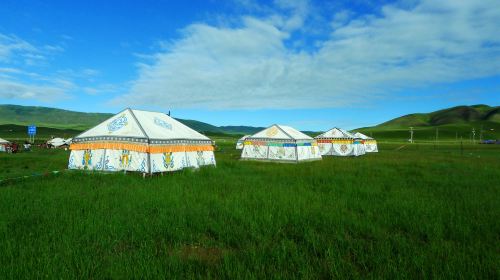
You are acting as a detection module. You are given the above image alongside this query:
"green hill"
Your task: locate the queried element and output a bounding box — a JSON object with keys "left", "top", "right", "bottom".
{"left": 356, "top": 105, "right": 500, "bottom": 141}
{"left": 2, "top": 104, "right": 499, "bottom": 142}
{"left": 0, "top": 105, "right": 113, "bottom": 130}
{"left": 0, "top": 124, "right": 81, "bottom": 141}
{"left": 0, "top": 105, "right": 238, "bottom": 134}
{"left": 377, "top": 105, "right": 499, "bottom": 128}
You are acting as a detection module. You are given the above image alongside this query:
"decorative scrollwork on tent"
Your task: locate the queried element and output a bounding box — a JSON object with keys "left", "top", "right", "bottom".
{"left": 82, "top": 150, "right": 92, "bottom": 169}
{"left": 137, "top": 159, "right": 146, "bottom": 172}
{"left": 196, "top": 151, "right": 205, "bottom": 166}
{"left": 163, "top": 152, "right": 174, "bottom": 169}
{"left": 68, "top": 154, "right": 76, "bottom": 169}
{"left": 119, "top": 150, "right": 132, "bottom": 168}
{"left": 266, "top": 126, "right": 279, "bottom": 137}
{"left": 154, "top": 117, "right": 172, "bottom": 130}
{"left": 340, "top": 144, "right": 348, "bottom": 153}
{"left": 107, "top": 114, "right": 128, "bottom": 132}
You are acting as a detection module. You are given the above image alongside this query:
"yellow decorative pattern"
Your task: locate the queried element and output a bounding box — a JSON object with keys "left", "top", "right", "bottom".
{"left": 266, "top": 126, "right": 279, "bottom": 137}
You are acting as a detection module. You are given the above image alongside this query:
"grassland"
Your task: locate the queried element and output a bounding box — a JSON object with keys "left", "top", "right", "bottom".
{"left": 0, "top": 140, "right": 499, "bottom": 279}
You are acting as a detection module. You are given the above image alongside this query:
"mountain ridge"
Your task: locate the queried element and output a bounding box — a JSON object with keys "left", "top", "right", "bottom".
{"left": 1, "top": 104, "right": 499, "bottom": 140}
{"left": 0, "top": 104, "right": 265, "bottom": 135}
{"left": 375, "top": 104, "right": 499, "bottom": 128}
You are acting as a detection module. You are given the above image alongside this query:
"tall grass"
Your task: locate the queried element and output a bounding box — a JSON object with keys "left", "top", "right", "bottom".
{"left": 0, "top": 142, "right": 499, "bottom": 279}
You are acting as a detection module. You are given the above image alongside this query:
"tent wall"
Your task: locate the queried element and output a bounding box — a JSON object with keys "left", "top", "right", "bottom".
{"left": 268, "top": 146, "right": 296, "bottom": 161}
{"left": 297, "top": 145, "right": 321, "bottom": 161}
{"left": 330, "top": 143, "right": 355, "bottom": 156}
{"left": 317, "top": 140, "right": 365, "bottom": 156}
{"left": 103, "top": 149, "right": 148, "bottom": 172}
{"left": 353, "top": 141, "right": 366, "bottom": 155}
{"left": 241, "top": 144, "right": 268, "bottom": 159}
{"left": 364, "top": 140, "right": 378, "bottom": 152}
{"left": 0, "top": 144, "right": 6, "bottom": 152}
{"left": 69, "top": 149, "right": 216, "bottom": 173}
{"left": 241, "top": 140, "right": 320, "bottom": 162}
{"left": 68, "top": 149, "right": 107, "bottom": 171}
{"left": 235, "top": 142, "right": 244, "bottom": 150}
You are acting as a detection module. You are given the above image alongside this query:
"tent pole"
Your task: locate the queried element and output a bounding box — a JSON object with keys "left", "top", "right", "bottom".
{"left": 148, "top": 151, "right": 152, "bottom": 176}
{"left": 102, "top": 149, "right": 107, "bottom": 171}
{"left": 266, "top": 140, "right": 270, "bottom": 160}
{"left": 295, "top": 140, "right": 299, "bottom": 163}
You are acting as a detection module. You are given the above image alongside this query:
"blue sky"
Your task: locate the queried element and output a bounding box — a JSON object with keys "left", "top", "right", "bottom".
{"left": 0, "top": 0, "right": 499, "bottom": 130}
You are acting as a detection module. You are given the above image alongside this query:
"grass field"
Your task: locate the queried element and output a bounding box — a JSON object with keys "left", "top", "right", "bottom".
{"left": 0, "top": 140, "right": 499, "bottom": 279}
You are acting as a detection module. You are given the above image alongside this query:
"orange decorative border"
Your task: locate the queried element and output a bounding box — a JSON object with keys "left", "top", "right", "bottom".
{"left": 149, "top": 145, "right": 214, "bottom": 153}
{"left": 70, "top": 142, "right": 214, "bottom": 153}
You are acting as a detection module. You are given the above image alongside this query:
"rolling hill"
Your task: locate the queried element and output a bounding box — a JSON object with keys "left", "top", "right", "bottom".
{"left": 377, "top": 105, "right": 499, "bottom": 128}
{"left": 1, "top": 104, "right": 499, "bottom": 141}
{"left": 356, "top": 105, "right": 500, "bottom": 141}
{"left": 0, "top": 104, "right": 261, "bottom": 135}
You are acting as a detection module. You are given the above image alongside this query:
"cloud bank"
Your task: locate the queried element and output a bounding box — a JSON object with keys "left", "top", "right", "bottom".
{"left": 121, "top": 0, "right": 500, "bottom": 109}
{"left": 0, "top": 33, "right": 72, "bottom": 101}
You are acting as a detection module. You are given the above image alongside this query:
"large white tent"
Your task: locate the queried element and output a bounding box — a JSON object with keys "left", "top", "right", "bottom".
{"left": 68, "top": 108, "right": 216, "bottom": 173}
{"left": 353, "top": 132, "right": 378, "bottom": 152}
{"left": 235, "top": 135, "right": 250, "bottom": 150}
{"left": 315, "top": 128, "right": 365, "bottom": 156}
{"left": 0, "top": 137, "right": 10, "bottom": 152}
{"left": 241, "top": 124, "right": 321, "bottom": 162}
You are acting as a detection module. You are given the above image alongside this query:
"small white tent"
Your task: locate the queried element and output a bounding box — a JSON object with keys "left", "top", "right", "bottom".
{"left": 68, "top": 108, "right": 216, "bottom": 173}
{"left": 235, "top": 135, "right": 250, "bottom": 150}
{"left": 241, "top": 124, "right": 321, "bottom": 162}
{"left": 0, "top": 138, "right": 10, "bottom": 152}
{"left": 315, "top": 128, "right": 365, "bottom": 156}
{"left": 47, "top": 137, "right": 70, "bottom": 148}
{"left": 353, "top": 132, "right": 378, "bottom": 152}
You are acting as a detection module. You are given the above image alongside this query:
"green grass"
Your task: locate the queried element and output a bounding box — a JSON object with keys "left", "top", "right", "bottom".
{"left": 0, "top": 141, "right": 499, "bottom": 279}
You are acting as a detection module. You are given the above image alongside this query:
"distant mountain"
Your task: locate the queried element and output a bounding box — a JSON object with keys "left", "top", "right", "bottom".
{"left": 3, "top": 104, "right": 498, "bottom": 141}
{"left": 0, "top": 104, "right": 260, "bottom": 135}
{"left": 0, "top": 104, "right": 113, "bottom": 130}
{"left": 377, "top": 105, "right": 499, "bottom": 128}
{"left": 356, "top": 105, "right": 500, "bottom": 140}
{"left": 218, "top": 126, "right": 265, "bottom": 135}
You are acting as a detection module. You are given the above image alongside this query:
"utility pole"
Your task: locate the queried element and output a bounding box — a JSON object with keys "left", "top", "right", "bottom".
{"left": 460, "top": 136, "right": 463, "bottom": 156}
{"left": 472, "top": 128, "right": 476, "bottom": 144}
{"left": 409, "top": 127, "right": 414, "bottom": 143}
{"left": 480, "top": 125, "right": 483, "bottom": 142}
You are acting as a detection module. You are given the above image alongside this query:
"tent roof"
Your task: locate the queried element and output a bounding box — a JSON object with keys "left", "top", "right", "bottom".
{"left": 75, "top": 108, "right": 210, "bottom": 141}
{"left": 353, "top": 132, "right": 373, "bottom": 140}
{"left": 0, "top": 137, "right": 10, "bottom": 144}
{"left": 238, "top": 135, "right": 251, "bottom": 141}
{"left": 248, "top": 124, "right": 313, "bottom": 140}
{"left": 315, "top": 127, "right": 357, "bottom": 139}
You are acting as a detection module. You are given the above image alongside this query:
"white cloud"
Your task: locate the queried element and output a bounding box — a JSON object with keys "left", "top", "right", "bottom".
{"left": 0, "top": 80, "right": 68, "bottom": 101}
{"left": 0, "top": 33, "right": 66, "bottom": 66}
{"left": 0, "top": 34, "right": 38, "bottom": 62}
{"left": 0, "top": 34, "right": 87, "bottom": 102}
{"left": 117, "top": 0, "right": 500, "bottom": 109}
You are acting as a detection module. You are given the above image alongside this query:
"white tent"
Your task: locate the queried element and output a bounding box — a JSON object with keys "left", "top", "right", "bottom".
{"left": 0, "top": 137, "right": 10, "bottom": 152}
{"left": 68, "top": 108, "right": 216, "bottom": 173}
{"left": 235, "top": 135, "right": 250, "bottom": 150}
{"left": 47, "top": 137, "right": 71, "bottom": 148}
{"left": 241, "top": 124, "right": 322, "bottom": 162}
{"left": 353, "top": 132, "right": 378, "bottom": 152}
{"left": 315, "top": 128, "right": 366, "bottom": 156}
